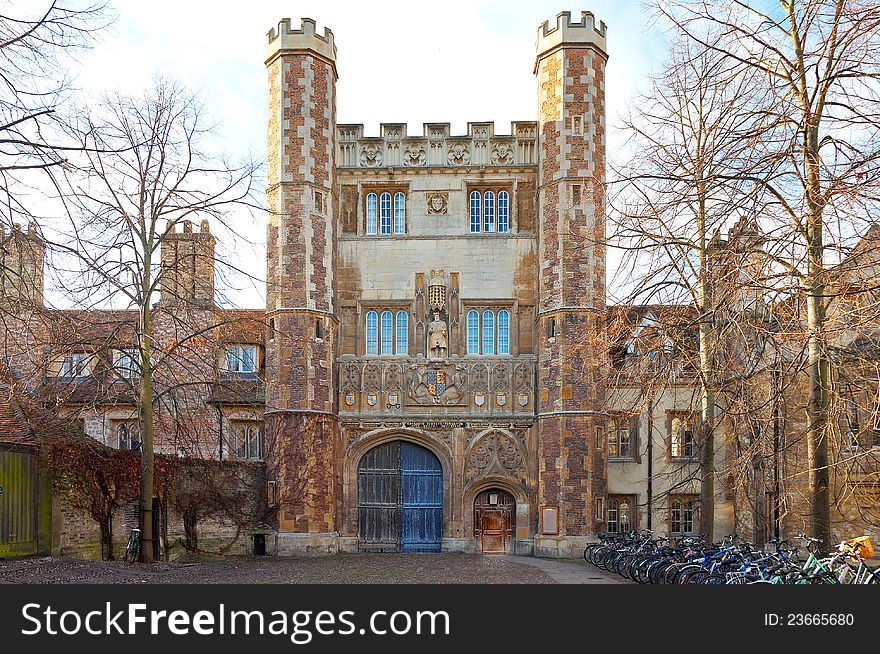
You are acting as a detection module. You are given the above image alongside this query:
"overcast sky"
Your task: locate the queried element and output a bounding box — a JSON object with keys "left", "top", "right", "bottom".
{"left": 70, "top": 1, "right": 668, "bottom": 308}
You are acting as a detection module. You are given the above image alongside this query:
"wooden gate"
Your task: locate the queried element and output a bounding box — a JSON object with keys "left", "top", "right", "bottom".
{"left": 474, "top": 489, "right": 515, "bottom": 554}
{"left": 357, "top": 441, "right": 442, "bottom": 552}
{"left": 0, "top": 447, "right": 37, "bottom": 557}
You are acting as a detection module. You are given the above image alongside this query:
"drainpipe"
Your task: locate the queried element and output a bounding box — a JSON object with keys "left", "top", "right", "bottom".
{"left": 646, "top": 391, "right": 654, "bottom": 531}
{"left": 216, "top": 403, "right": 224, "bottom": 461}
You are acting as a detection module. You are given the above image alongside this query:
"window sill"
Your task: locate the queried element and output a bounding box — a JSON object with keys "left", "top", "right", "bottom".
{"left": 608, "top": 457, "right": 636, "bottom": 463}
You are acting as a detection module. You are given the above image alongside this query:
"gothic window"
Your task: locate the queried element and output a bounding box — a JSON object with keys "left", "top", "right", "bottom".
{"left": 366, "top": 193, "right": 378, "bottom": 235}
{"left": 481, "top": 310, "right": 495, "bottom": 354}
{"left": 396, "top": 311, "right": 408, "bottom": 354}
{"left": 366, "top": 190, "right": 406, "bottom": 235}
{"left": 365, "top": 309, "right": 409, "bottom": 356}
{"left": 669, "top": 413, "right": 696, "bottom": 459}
{"left": 607, "top": 496, "right": 632, "bottom": 534}
{"left": 468, "top": 186, "right": 512, "bottom": 234}
{"left": 224, "top": 345, "right": 258, "bottom": 376}
{"left": 114, "top": 419, "right": 140, "bottom": 451}
{"left": 497, "top": 310, "right": 510, "bottom": 354}
{"left": 608, "top": 415, "right": 632, "bottom": 459}
{"left": 365, "top": 310, "right": 379, "bottom": 354}
{"left": 498, "top": 191, "right": 510, "bottom": 233}
{"left": 394, "top": 192, "right": 405, "bottom": 234}
{"left": 483, "top": 191, "right": 495, "bottom": 232}
{"left": 467, "top": 310, "right": 479, "bottom": 354}
{"left": 380, "top": 310, "right": 393, "bottom": 354}
{"left": 379, "top": 192, "right": 392, "bottom": 234}
{"left": 469, "top": 191, "right": 481, "bottom": 233}
{"left": 671, "top": 496, "right": 699, "bottom": 535}
{"left": 231, "top": 421, "right": 264, "bottom": 461}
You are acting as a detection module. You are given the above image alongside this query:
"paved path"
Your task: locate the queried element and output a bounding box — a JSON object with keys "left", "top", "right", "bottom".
{"left": 499, "top": 556, "right": 626, "bottom": 584}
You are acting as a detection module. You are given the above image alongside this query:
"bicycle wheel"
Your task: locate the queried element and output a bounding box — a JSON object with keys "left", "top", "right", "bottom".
{"left": 125, "top": 540, "right": 139, "bottom": 564}
{"left": 702, "top": 573, "right": 727, "bottom": 584}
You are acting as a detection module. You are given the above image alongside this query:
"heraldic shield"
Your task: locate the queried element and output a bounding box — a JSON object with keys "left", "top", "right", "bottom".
{"left": 426, "top": 370, "right": 447, "bottom": 400}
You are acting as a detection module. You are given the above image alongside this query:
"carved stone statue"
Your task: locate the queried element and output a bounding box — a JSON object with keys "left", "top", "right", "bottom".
{"left": 427, "top": 312, "right": 448, "bottom": 359}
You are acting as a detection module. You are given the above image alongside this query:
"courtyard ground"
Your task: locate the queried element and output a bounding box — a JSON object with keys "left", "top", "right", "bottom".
{"left": 0, "top": 553, "right": 624, "bottom": 584}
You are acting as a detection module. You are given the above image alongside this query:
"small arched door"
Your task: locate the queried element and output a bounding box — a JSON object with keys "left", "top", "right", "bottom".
{"left": 357, "top": 441, "right": 443, "bottom": 552}
{"left": 474, "top": 489, "right": 515, "bottom": 554}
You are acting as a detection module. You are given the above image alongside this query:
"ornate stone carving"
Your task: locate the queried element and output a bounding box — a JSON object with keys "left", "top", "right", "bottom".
{"left": 341, "top": 362, "right": 361, "bottom": 391}
{"left": 406, "top": 363, "right": 466, "bottom": 405}
{"left": 491, "top": 363, "right": 511, "bottom": 391}
{"left": 428, "top": 269, "right": 446, "bottom": 312}
{"left": 446, "top": 143, "right": 470, "bottom": 166}
{"left": 490, "top": 143, "right": 514, "bottom": 165}
{"left": 471, "top": 363, "right": 489, "bottom": 392}
{"left": 465, "top": 431, "right": 527, "bottom": 484}
{"left": 426, "top": 192, "right": 448, "bottom": 215}
{"left": 384, "top": 363, "right": 402, "bottom": 391}
{"left": 363, "top": 363, "right": 381, "bottom": 391}
{"left": 403, "top": 146, "right": 427, "bottom": 166}
{"left": 513, "top": 363, "right": 530, "bottom": 392}
{"left": 359, "top": 143, "right": 383, "bottom": 167}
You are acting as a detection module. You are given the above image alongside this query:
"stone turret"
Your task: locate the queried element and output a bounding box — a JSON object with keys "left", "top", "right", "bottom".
{"left": 534, "top": 10, "right": 609, "bottom": 557}
{"left": 0, "top": 223, "right": 45, "bottom": 307}
{"left": 264, "top": 17, "right": 340, "bottom": 552}
{"left": 159, "top": 219, "right": 215, "bottom": 306}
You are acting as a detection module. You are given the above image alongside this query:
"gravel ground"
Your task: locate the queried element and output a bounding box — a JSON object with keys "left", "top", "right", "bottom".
{"left": 0, "top": 553, "right": 556, "bottom": 584}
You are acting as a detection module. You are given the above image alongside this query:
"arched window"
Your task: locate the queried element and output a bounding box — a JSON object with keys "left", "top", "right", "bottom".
{"left": 380, "top": 310, "right": 393, "bottom": 354}
{"left": 498, "top": 191, "right": 510, "bottom": 233}
{"left": 481, "top": 310, "right": 495, "bottom": 354}
{"left": 365, "top": 311, "right": 378, "bottom": 354}
{"left": 467, "top": 310, "right": 479, "bottom": 354}
{"left": 396, "top": 311, "right": 408, "bottom": 354}
{"left": 366, "top": 193, "right": 378, "bottom": 235}
{"left": 497, "top": 310, "right": 510, "bottom": 354}
{"left": 483, "top": 191, "right": 495, "bottom": 232}
{"left": 379, "top": 192, "right": 392, "bottom": 234}
{"left": 393, "top": 192, "right": 405, "bottom": 234}
{"left": 469, "top": 191, "right": 481, "bottom": 233}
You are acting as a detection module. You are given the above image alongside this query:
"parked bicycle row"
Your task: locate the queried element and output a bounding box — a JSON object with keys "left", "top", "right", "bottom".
{"left": 583, "top": 531, "right": 879, "bottom": 584}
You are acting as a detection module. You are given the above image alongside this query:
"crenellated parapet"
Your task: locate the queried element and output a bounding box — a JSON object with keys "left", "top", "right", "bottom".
{"left": 266, "top": 17, "right": 336, "bottom": 67}
{"left": 336, "top": 121, "right": 537, "bottom": 169}
{"left": 535, "top": 10, "right": 607, "bottom": 64}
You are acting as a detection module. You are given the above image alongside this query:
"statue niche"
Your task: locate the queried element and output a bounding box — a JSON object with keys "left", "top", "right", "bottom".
{"left": 426, "top": 269, "right": 448, "bottom": 359}
{"left": 427, "top": 312, "right": 448, "bottom": 359}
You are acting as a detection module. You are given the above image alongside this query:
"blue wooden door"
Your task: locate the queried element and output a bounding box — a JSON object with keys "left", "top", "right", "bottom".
{"left": 357, "top": 441, "right": 442, "bottom": 552}
{"left": 399, "top": 442, "right": 443, "bottom": 552}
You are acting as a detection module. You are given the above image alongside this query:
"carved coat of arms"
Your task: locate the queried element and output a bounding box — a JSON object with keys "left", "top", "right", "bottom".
{"left": 426, "top": 370, "right": 447, "bottom": 401}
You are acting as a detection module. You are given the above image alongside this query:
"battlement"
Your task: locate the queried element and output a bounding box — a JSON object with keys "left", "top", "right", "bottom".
{"left": 164, "top": 219, "right": 213, "bottom": 238}
{"left": 336, "top": 121, "right": 538, "bottom": 168}
{"left": 536, "top": 10, "right": 607, "bottom": 62}
{"left": 266, "top": 17, "right": 336, "bottom": 65}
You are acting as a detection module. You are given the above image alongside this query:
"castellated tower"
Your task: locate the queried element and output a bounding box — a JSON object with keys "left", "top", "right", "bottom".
{"left": 0, "top": 223, "right": 44, "bottom": 307}
{"left": 534, "top": 12, "right": 608, "bottom": 557}
{"left": 264, "top": 18, "right": 339, "bottom": 551}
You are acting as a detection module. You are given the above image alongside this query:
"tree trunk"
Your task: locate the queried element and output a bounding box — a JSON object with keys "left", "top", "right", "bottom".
{"left": 138, "top": 302, "right": 155, "bottom": 563}
{"left": 696, "top": 183, "right": 715, "bottom": 541}
{"left": 102, "top": 514, "right": 114, "bottom": 561}
{"left": 183, "top": 508, "right": 198, "bottom": 551}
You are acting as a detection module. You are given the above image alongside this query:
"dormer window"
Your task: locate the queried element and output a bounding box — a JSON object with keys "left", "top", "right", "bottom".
{"left": 113, "top": 349, "right": 138, "bottom": 380}
{"left": 225, "top": 344, "right": 258, "bottom": 376}
{"left": 58, "top": 352, "right": 90, "bottom": 378}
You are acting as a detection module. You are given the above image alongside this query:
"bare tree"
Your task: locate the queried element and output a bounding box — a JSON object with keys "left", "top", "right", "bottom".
{"left": 656, "top": 0, "right": 880, "bottom": 549}
{"left": 46, "top": 77, "right": 260, "bottom": 562}
{"left": 609, "top": 35, "right": 767, "bottom": 539}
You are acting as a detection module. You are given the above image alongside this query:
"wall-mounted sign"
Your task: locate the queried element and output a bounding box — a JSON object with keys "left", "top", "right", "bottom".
{"left": 540, "top": 505, "right": 559, "bottom": 535}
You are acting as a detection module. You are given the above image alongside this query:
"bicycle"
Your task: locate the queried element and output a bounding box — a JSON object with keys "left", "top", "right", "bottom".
{"left": 124, "top": 524, "right": 141, "bottom": 563}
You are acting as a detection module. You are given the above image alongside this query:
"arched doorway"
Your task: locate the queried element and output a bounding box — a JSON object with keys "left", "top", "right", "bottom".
{"left": 474, "top": 489, "right": 515, "bottom": 553}
{"left": 357, "top": 440, "right": 443, "bottom": 552}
